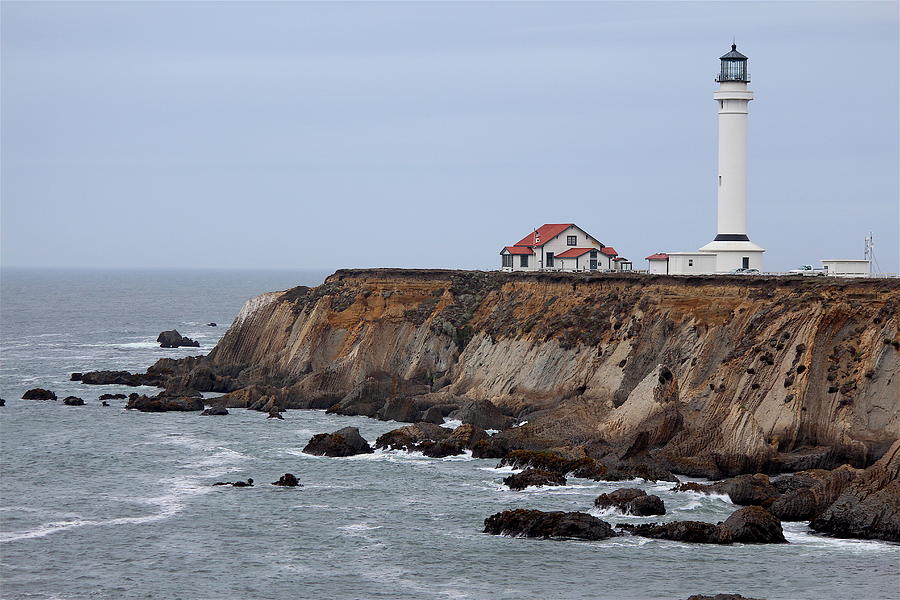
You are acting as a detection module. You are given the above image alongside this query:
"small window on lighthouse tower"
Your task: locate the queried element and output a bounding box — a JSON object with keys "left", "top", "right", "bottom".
{"left": 719, "top": 176, "right": 722, "bottom": 186}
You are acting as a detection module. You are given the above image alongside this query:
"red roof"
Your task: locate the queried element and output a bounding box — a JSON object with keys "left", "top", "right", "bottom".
{"left": 613, "top": 257, "right": 629, "bottom": 262}
{"left": 502, "top": 246, "right": 534, "bottom": 255}
{"left": 645, "top": 253, "right": 669, "bottom": 260}
{"left": 600, "top": 247, "right": 618, "bottom": 257}
{"left": 514, "top": 224, "right": 574, "bottom": 248}
{"left": 555, "top": 247, "right": 596, "bottom": 258}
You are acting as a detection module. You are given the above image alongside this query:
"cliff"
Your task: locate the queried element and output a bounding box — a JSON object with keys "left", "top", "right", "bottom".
{"left": 188, "top": 269, "right": 899, "bottom": 477}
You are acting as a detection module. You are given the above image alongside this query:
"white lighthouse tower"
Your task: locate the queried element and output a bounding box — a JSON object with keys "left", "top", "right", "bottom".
{"left": 698, "top": 44, "right": 765, "bottom": 271}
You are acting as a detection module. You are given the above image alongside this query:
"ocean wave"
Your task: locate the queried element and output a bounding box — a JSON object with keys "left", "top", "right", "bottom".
{"left": 0, "top": 476, "right": 211, "bottom": 543}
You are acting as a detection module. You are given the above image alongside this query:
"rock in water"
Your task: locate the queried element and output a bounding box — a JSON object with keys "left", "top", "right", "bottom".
{"left": 63, "top": 396, "right": 85, "bottom": 406}
{"left": 207, "top": 322, "right": 217, "bottom": 327}
{"left": 719, "top": 506, "right": 787, "bottom": 544}
{"left": 483, "top": 509, "right": 617, "bottom": 540}
{"left": 0, "top": 398, "right": 5, "bottom": 406}
{"left": 200, "top": 405, "right": 228, "bottom": 416}
{"left": 622, "top": 520, "right": 727, "bottom": 544}
{"left": 302, "top": 427, "right": 374, "bottom": 457}
{"left": 810, "top": 440, "right": 900, "bottom": 542}
{"left": 125, "top": 394, "right": 204, "bottom": 412}
{"left": 22, "top": 388, "right": 56, "bottom": 400}
{"left": 503, "top": 468, "right": 567, "bottom": 491}
{"left": 70, "top": 372, "right": 83, "bottom": 381}
{"left": 374, "top": 422, "right": 452, "bottom": 451}
{"left": 267, "top": 408, "right": 284, "bottom": 420}
{"left": 213, "top": 478, "right": 254, "bottom": 487}
{"left": 156, "top": 329, "right": 200, "bottom": 348}
{"left": 593, "top": 488, "right": 666, "bottom": 516}
{"left": 272, "top": 473, "right": 300, "bottom": 487}
{"left": 622, "top": 506, "right": 786, "bottom": 544}
{"left": 99, "top": 393, "right": 127, "bottom": 400}
{"left": 685, "top": 595, "right": 766, "bottom": 600}
{"left": 629, "top": 494, "right": 666, "bottom": 516}
{"left": 422, "top": 424, "right": 488, "bottom": 458}
{"left": 101, "top": 401, "right": 110, "bottom": 407}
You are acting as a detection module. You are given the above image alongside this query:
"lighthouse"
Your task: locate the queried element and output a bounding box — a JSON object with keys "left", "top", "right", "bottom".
{"left": 698, "top": 43, "right": 765, "bottom": 272}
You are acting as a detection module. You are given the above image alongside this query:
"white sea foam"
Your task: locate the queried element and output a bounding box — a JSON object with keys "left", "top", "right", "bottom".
{"left": 440, "top": 419, "right": 463, "bottom": 430}
{"left": 0, "top": 476, "right": 211, "bottom": 543}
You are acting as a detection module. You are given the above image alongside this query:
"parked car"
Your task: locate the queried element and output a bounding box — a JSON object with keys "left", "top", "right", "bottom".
{"left": 789, "top": 265, "right": 826, "bottom": 276}
{"left": 729, "top": 267, "right": 761, "bottom": 275}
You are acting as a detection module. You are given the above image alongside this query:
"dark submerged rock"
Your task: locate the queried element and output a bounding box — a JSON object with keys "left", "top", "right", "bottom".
{"left": 684, "top": 595, "right": 766, "bottom": 600}
{"left": 0, "top": 398, "right": 5, "bottom": 407}
{"left": 22, "top": 388, "right": 57, "bottom": 401}
{"left": 483, "top": 509, "right": 617, "bottom": 540}
{"left": 628, "top": 494, "right": 666, "bottom": 516}
{"left": 620, "top": 520, "right": 726, "bottom": 544}
{"left": 125, "top": 393, "right": 204, "bottom": 412}
{"left": 720, "top": 506, "right": 787, "bottom": 544}
{"left": 70, "top": 372, "right": 83, "bottom": 381}
{"left": 503, "top": 468, "right": 567, "bottom": 491}
{"left": 272, "top": 473, "right": 300, "bottom": 487}
{"left": 63, "top": 396, "right": 85, "bottom": 406}
{"left": 101, "top": 401, "right": 110, "bottom": 407}
{"left": 200, "top": 405, "right": 229, "bottom": 416}
{"left": 621, "top": 506, "right": 786, "bottom": 544}
{"left": 157, "top": 329, "right": 200, "bottom": 348}
{"left": 302, "top": 427, "right": 373, "bottom": 457}
{"left": 213, "top": 478, "right": 254, "bottom": 487}
{"left": 99, "top": 393, "right": 127, "bottom": 400}
{"left": 207, "top": 322, "right": 217, "bottom": 327}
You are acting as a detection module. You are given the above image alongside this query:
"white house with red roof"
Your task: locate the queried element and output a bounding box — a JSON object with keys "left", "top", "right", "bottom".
{"left": 500, "top": 224, "right": 627, "bottom": 272}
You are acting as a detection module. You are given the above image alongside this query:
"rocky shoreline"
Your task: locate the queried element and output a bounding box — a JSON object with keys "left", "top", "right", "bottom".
{"left": 29, "top": 269, "right": 899, "bottom": 543}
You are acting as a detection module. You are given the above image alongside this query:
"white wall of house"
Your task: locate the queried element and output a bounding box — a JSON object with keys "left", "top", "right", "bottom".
{"left": 822, "top": 259, "right": 871, "bottom": 277}
{"left": 712, "top": 249, "right": 764, "bottom": 273}
{"left": 533, "top": 225, "right": 603, "bottom": 270}
{"left": 667, "top": 252, "right": 717, "bottom": 275}
{"left": 501, "top": 251, "right": 537, "bottom": 272}
{"left": 648, "top": 259, "right": 669, "bottom": 274}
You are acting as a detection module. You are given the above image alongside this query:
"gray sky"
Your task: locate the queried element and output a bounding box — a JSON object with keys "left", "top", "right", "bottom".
{"left": 2, "top": 1, "right": 898, "bottom": 273}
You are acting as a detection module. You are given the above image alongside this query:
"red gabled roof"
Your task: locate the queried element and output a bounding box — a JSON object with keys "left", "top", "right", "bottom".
{"left": 514, "top": 224, "right": 574, "bottom": 248}
{"left": 555, "top": 247, "right": 595, "bottom": 258}
{"left": 613, "top": 257, "right": 629, "bottom": 262}
{"left": 502, "top": 246, "right": 535, "bottom": 255}
{"left": 600, "top": 247, "right": 618, "bottom": 257}
{"left": 645, "top": 253, "right": 669, "bottom": 260}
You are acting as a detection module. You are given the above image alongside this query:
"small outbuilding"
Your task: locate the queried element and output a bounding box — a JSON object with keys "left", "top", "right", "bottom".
{"left": 821, "top": 259, "right": 871, "bottom": 278}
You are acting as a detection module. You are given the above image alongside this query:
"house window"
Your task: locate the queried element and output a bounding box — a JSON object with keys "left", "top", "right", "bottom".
{"left": 688, "top": 259, "right": 694, "bottom": 267}
{"left": 520, "top": 255, "right": 529, "bottom": 268}
{"left": 546, "top": 252, "right": 555, "bottom": 267}
{"left": 590, "top": 250, "right": 597, "bottom": 258}
{"left": 567, "top": 236, "right": 577, "bottom": 246}
{"left": 502, "top": 255, "right": 513, "bottom": 268}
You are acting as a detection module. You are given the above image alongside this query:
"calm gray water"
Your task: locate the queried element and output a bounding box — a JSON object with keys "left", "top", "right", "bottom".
{"left": 1, "top": 269, "right": 898, "bottom": 600}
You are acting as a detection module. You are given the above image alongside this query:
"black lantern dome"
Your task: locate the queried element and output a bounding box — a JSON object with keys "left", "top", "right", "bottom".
{"left": 717, "top": 43, "right": 749, "bottom": 82}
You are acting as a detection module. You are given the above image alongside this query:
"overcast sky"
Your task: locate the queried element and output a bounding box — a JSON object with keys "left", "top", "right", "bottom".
{"left": 2, "top": 1, "right": 897, "bottom": 273}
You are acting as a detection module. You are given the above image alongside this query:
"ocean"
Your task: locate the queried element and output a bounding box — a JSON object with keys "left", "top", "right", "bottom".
{"left": 1, "top": 268, "right": 897, "bottom": 600}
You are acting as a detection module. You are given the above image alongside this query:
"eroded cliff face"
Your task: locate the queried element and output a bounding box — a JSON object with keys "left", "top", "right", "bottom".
{"left": 203, "top": 269, "right": 899, "bottom": 475}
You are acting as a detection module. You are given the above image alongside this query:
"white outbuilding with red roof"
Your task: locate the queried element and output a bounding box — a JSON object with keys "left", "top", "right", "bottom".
{"left": 500, "top": 224, "right": 627, "bottom": 272}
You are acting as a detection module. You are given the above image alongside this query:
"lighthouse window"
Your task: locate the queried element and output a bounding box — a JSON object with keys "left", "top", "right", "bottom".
{"left": 688, "top": 259, "right": 694, "bottom": 267}
{"left": 719, "top": 176, "right": 722, "bottom": 186}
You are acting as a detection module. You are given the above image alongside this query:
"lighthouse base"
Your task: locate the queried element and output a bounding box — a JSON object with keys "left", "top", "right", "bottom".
{"left": 697, "top": 239, "right": 765, "bottom": 273}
